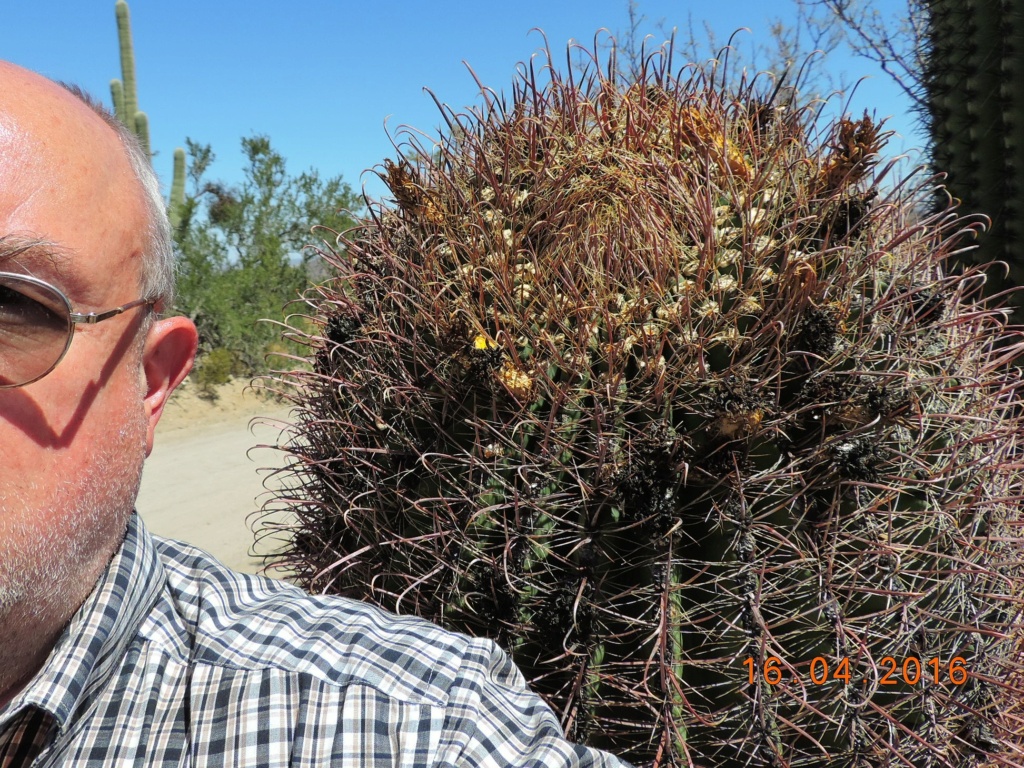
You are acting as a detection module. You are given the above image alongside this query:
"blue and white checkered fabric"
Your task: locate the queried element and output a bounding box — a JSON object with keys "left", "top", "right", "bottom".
{"left": 0, "top": 514, "right": 630, "bottom": 767}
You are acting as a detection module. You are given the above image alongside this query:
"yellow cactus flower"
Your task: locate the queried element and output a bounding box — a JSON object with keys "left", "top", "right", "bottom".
{"left": 497, "top": 361, "right": 533, "bottom": 399}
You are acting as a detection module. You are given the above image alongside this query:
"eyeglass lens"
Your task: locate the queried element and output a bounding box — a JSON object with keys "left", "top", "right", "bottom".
{"left": 0, "top": 274, "right": 71, "bottom": 387}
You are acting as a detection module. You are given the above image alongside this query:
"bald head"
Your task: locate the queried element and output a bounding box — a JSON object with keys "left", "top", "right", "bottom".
{"left": 0, "top": 60, "right": 198, "bottom": 708}
{"left": 0, "top": 61, "right": 174, "bottom": 308}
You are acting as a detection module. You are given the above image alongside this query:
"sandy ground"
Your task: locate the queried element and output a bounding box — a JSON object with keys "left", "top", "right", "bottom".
{"left": 135, "top": 378, "right": 298, "bottom": 578}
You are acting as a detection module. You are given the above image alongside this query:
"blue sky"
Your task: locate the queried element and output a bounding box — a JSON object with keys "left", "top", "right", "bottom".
{"left": 4, "top": 1, "right": 922, "bottom": 207}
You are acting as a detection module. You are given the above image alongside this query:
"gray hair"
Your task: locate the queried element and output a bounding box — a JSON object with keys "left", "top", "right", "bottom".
{"left": 59, "top": 83, "right": 175, "bottom": 309}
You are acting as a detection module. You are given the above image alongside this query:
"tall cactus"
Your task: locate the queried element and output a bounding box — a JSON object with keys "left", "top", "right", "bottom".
{"left": 109, "top": 0, "right": 186, "bottom": 227}
{"left": 261, "top": 43, "right": 1024, "bottom": 766}
{"left": 925, "top": 0, "right": 1024, "bottom": 318}
{"left": 168, "top": 147, "right": 186, "bottom": 230}
{"left": 111, "top": 0, "right": 146, "bottom": 152}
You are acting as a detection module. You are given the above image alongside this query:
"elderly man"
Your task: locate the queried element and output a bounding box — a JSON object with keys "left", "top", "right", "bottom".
{"left": 0, "top": 62, "right": 628, "bottom": 766}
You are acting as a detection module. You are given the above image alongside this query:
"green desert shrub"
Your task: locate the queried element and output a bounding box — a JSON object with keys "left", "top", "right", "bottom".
{"left": 261, "top": 44, "right": 1024, "bottom": 767}
{"left": 194, "top": 346, "right": 240, "bottom": 396}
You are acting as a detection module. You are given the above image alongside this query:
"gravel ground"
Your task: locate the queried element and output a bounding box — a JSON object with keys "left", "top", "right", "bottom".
{"left": 135, "top": 378, "right": 296, "bottom": 577}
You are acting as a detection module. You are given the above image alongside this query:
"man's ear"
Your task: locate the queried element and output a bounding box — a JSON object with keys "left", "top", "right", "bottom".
{"left": 141, "top": 315, "right": 198, "bottom": 455}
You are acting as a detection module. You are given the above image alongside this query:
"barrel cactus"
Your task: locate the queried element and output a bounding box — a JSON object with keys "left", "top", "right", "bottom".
{"left": 262, "top": 44, "right": 1024, "bottom": 767}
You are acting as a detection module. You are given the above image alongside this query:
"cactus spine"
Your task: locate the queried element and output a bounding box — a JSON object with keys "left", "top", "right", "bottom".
{"left": 925, "top": 0, "right": 1024, "bottom": 318}
{"left": 109, "top": 0, "right": 186, "bottom": 224}
{"left": 264, "top": 44, "right": 1024, "bottom": 766}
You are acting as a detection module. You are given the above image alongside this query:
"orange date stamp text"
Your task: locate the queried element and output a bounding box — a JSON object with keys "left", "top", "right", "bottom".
{"left": 744, "top": 656, "right": 968, "bottom": 686}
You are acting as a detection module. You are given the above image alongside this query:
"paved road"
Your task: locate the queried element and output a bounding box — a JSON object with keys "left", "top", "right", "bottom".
{"left": 136, "top": 408, "right": 295, "bottom": 576}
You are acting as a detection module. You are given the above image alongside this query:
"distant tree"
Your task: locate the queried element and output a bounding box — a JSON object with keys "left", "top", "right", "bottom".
{"left": 174, "top": 136, "right": 361, "bottom": 378}
{"left": 609, "top": 0, "right": 847, "bottom": 104}
{"left": 804, "top": 0, "right": 927, "bottom": 111}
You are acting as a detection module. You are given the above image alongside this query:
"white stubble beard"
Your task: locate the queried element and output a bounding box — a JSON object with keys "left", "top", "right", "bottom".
{"left": 0, "top": 406, "right": 147, "bottom": 696}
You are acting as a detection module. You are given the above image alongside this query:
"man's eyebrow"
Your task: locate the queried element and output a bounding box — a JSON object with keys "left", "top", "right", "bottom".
{"left": 0, "top": 235, "right": 75, "bottom": 279}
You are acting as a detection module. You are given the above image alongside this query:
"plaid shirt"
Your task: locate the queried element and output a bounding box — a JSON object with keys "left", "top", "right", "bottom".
{"left": 0, "top": 514, "right": 629, "bottom": 767}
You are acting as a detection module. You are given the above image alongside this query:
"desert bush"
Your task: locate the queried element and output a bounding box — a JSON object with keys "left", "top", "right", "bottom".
{"left": 174, "top": 136, "right": 361, "bottom": 373}
{"left": 194, "top": 346, "right": 240, "bottom": 397}
{"left": 260, "top": 44, "right": 1024, "bottom": 767}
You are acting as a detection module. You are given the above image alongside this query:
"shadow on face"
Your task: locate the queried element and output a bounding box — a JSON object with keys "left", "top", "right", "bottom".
{"left": 0, "top": 309, "right": 149, "bottom": 448}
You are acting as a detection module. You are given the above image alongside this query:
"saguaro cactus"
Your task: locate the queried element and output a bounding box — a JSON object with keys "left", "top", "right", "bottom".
{"left": 109, "top": 0, "right": 186, "bottom": 226}
{"left": 925, "top": 0, "right": 1024, "bottom": 318}
{"left": 110, "top": 0, "right": 146, "bottom": 151}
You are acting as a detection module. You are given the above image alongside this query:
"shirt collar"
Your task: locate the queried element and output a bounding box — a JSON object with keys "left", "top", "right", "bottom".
{"left": 5, "top": 513, "right": 164, "bottom": 730}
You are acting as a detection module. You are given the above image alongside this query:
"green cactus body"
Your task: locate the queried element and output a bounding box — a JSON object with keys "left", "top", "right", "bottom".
{"left": 133, "top": 110, "right": 150, "bottom": 159}
{"left": 110, "top": 78, "right": 125, "bottom": 125}
{"left": 168, "top": 147, "right": 186, "bottom": 229}
{"left": 926, "top": 0, "right": 1024, "bottom": 319}
{"left": 109, "top": 1, "right": 186, "bottom": 222}
{"left": 114, "top": 0, "right": 138, "bottom": 123}
{"left": 263, "top": 46, "right": 1024, "bottom": 767}
{"left": 111, "top": 0, "right": 146, "bottom": 152}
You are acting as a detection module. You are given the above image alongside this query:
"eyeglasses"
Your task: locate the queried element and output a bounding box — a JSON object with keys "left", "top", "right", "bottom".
{"left": 0, "top": 271, "right": 155, "bottom": 388}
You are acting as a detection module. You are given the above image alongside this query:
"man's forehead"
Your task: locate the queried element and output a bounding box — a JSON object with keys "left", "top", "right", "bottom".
{"left": 0, "top": 68, "right": 151, "bottom": 308}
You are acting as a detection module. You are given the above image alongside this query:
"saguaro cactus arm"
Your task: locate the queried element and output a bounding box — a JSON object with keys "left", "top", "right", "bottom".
{"left": 169, "top": 147, "right": 186, "bottom": 230}
{"left": 133, "top": 111, "right": 150, "bottom": 159}
{"left": 110, "top": 79, "right": 126, "bottom": 125}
